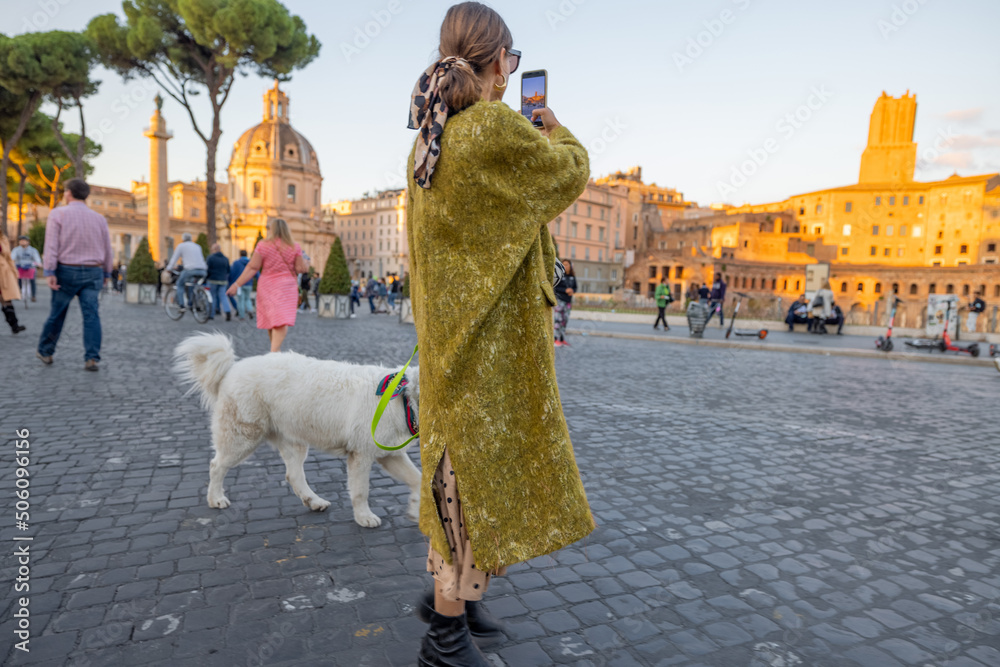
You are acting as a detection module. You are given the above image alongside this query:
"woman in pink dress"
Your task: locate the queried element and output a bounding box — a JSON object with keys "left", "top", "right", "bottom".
{"left": 228, "top": 218, "right": 308, "bottom": 352}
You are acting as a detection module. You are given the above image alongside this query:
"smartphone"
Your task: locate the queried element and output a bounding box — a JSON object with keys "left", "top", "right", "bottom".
{"left": 521, "top": 69, "right": 547, "bottom": 127}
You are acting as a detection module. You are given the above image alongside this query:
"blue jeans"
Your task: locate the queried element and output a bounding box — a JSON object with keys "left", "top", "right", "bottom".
{"left": 388, "top": 293, "right": 396, "bottom": 308}
{"left": 176, "top": 268, "right": 207, "bottom": 308}
{"left": 38, "top": 265, "right": 103, "bottom": 361}
{"left": 368, "top": 295, "right": 375, "bottom": 313}
{"left": 234, "top": 285, "right": 253, "bottom": 317}
{"left": 207, "top": 283, "right": 231, "bottom": 318}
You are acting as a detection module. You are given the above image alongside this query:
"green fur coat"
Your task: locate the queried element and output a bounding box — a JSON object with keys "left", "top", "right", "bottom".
{"left": 406, "top": 100, "right": 595, "bottom": 571}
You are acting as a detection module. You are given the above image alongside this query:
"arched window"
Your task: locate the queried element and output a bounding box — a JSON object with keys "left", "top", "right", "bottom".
{"left": 840, "top": 281, "right": 847, "bottom": 293}
{"left": 252, "top": 181, "right": 261, "bottom": 199}
{"left": 891, "top": 283, "right": 899, "bottom": 295}
{"left": 928, "top": 283, "right": 936, "bottom": 294}
{"left": 946, "top": 284, "right": 954, "bottom": 294}
{"left": 857, "top": 282, "right": 864, "bottom": 293}
{"left": 875, "top": 283, "right": 882, "bottom": 294}
{"left": 909, "top": 284, "right": 917, "bottom": 295}
{"left": 962, "top": 284, "right": 970, "bottom": 296}
{"left": 287, "top": 184, "right": 296, "bottom": 203}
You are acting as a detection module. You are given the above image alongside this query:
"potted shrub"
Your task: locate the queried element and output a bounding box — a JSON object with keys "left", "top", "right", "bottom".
{"left": 317, "top": 237, "right": 351, "bottom": 319}
{"left": 124, "top": 237, "right": 159, "bottom": 305}
{"left": 398, "top": 273, "right": 414, "bottom": 324}
{"left": 195, "top": 232, "right": 210, "bottom": 258}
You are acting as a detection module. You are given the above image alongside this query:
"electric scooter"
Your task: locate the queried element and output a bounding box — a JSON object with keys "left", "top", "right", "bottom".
{"left": 875, "top": 296, "right": 903, "bottom": 352}
{"left": 725, "top": 292, "right": 768, "bottom": 340}
{"left": 939, "top": 301, "right": 980, "bottom": 357}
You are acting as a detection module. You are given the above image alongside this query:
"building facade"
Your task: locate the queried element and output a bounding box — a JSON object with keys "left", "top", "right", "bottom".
{"left": 325, "top": 189, "right": 407, "bottom": 280}
{"left": 625, "top": 92, "right": 1000, "bottom": 317}
{"left": 227, "top": 83, "right": 337, "bottom": 270}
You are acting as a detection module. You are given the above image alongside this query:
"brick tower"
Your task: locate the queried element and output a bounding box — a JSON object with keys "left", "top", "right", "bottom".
{"left": 858, "top": 91, "right": 917, "bottom": 184}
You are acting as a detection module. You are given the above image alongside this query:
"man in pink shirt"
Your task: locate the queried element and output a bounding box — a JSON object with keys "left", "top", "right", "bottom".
{"left": 37, "top": 179, "right": 114, "bottom": 371}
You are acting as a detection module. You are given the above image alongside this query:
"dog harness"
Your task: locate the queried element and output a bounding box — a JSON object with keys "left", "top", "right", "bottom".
{"left": 375, "top": 372, "right": 418, "bottom": 437}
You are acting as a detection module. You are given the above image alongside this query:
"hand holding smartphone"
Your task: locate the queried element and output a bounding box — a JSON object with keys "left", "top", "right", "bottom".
{"left": 520, "top": 70, "right": 547, "bottom": 128}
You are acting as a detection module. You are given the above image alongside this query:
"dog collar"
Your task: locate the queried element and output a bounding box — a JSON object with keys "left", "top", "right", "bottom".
{"left": 376, "top": 372, "right": 418, "bottom": 436}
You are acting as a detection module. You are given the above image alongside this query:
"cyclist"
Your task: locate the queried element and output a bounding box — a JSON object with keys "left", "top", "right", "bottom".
{"left": 11, "top": 235, "right": 42, "bottom": 302}
{"left": 165, "top": 232, "right": 207, "bottom": 311}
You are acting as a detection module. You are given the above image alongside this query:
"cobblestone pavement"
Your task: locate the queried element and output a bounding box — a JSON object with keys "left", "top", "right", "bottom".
{"left": 2, "top": 292, "right": 999, "bottom": 666}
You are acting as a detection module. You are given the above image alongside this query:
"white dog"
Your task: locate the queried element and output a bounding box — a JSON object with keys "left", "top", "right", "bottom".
{"left": 173, "top": 333, "right": 421, "bottom": 528}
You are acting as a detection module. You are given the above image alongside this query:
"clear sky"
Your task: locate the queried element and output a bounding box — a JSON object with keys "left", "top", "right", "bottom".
{"left": 6, "top": 0, "right": 999, "bottom": 207}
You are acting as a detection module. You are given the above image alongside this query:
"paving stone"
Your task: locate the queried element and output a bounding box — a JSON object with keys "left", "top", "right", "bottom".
{"left": 7, "top": 301, "right": 1000, "bottom": 666}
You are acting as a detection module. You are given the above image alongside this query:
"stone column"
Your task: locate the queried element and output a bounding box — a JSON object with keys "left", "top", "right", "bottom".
{"left": 144, "top": 99, "right": 172, "bottom": 262}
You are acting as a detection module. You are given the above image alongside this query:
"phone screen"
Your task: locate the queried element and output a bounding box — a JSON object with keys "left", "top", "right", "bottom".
{"left": 521, "top": 70, "right": 546, "bottom": 126}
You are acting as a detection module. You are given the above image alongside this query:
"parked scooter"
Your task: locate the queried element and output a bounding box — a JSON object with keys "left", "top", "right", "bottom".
{"left": 939, "top": 301, "right": 980, "bottom": 357}
{"left": 725, "top": 292, "right": 768, "bottom": 340}
{"left": 875, "top": 296, "right": 904, "bottom": 352}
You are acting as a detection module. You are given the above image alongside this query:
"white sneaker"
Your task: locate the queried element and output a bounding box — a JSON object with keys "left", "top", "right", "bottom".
{"left": 350, "top": 314, "right": 356, "bottom": 319}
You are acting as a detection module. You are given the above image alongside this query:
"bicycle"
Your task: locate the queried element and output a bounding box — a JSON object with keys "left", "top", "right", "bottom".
{"left": 16, "top": 267, "right": 36, "bottom": 309}
{"left": 164, "top": 270, "right": 213, "bottom": 323}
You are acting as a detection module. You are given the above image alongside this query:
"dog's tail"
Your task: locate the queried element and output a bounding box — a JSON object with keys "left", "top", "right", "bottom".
{"left": 174, "top": 333, "right": 236, "bottom": 409}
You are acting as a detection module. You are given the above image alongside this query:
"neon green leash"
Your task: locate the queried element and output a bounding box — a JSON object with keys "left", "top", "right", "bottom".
{"left": 371, "top": 345, "right": 419, "bottom": 451}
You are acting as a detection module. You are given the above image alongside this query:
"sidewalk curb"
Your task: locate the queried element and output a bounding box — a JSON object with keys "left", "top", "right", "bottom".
{"left": 566, "top": 328, "right": 997, "bottom": 368}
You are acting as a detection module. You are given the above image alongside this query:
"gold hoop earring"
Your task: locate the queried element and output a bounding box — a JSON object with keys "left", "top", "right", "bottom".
{"left": 494, "top": 74, "right": 508, "bottom": 91}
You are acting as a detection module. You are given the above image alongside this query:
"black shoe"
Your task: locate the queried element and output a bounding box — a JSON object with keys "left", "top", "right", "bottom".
{"left": 418, "top": 606, "right": 490, "bottom": 667}
{"left": 417, "top": 591, "right": 503, "bottom": 639}
{"left": 12, "top": 324, "right": 26, "bottom": 334}
{"left": 226, "top": 312, "right": 232, "bottom": 321}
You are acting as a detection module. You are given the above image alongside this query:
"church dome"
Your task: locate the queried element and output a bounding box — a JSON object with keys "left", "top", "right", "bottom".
{"left": 228, "top": 82, "right": 320, "bottom": 175}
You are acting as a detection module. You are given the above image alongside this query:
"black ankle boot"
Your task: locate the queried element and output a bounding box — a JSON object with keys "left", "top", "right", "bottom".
{"left": 418, "top": 608, "right": 490, "bottom": 667}
{"left": 417, "top": 591, "right": 503, "bottom": 639}
{"left": 3, "top": 305, "right": 25, "bottom": 334}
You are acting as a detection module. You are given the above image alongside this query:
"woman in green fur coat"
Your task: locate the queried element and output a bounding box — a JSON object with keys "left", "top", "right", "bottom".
{"left": 406, "top": 3, "right": 594, "bottom": 665}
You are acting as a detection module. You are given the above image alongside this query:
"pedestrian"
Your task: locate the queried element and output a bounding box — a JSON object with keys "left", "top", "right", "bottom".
{"left": 653, "top": 275, "right": 671, "bottom": 331}
{"left": 967, "top": 291, "right": 986, "bottom": 333}
{"left": 785, "top": 294, "right": 809, "bottom": 331}
{"left": 367, "top": 276, "right": 377, "bottom": 313}
{"left": 111, "top": 265, "right": 120, "bottom": 293}
{"left": 709, "top": 276, "right": 726, "bottom": 326}
{"left": 228, "top": 249, "right": 255, "bottom": 319}
{"left": 388, "top": 276, "right": 398, "bottom": 310}
{"left": 311, "top": 272, "right": 321, "bottom": 312}
{"left": 227, "top": 218, "right": 307, "bottom": 352}
{"left": 165, "top": 233, "right": 207, "bottom": 311}
{"left": 829, "top": 302, "right": 845, "bottom": 335}
{"left": 554, "top": 258, "right": 576, "bottom": 345}
{"left": 154, "top": 261, "right": 164, "bottom": 301}
{"left": 685, "top": 282, "right": 698, "bottom": 308}
{"left": 36, "top": 179, "right": 113, "bottom": 370}
{"left": 0, "top": 229, "right": 27, "bottom": 334}
{"left": 376, "top": 278, "right": 388, "bottom": 313}
{"left": 808, "top": 280, "right": 835, "bottom": 333}
{"left": 406, "top": 4, "right": 594, "bottom": 664}
{"left": 11, "top": 235, "right": 42, "bottom": 302}
{"left": 698, "top": 282, "right": 710, "bottom": 305}
{"left": 298, "top": 271, "right": 311, "bottom": 312}
{"left": 205, "top": 243, "right": 232, "bottom": 321}
{"left": 349, "top": 280, "right": 360, "bottom": 318}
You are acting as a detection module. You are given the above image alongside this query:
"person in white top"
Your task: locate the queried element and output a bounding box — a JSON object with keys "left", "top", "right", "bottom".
{"left": 166, "top": 233, "right": 208, "bottom": 310}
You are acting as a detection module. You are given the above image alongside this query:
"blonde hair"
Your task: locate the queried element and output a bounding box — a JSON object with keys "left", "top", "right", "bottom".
{"left": 267, "top": 218, "right": 295, "bottom": 246}
{"left": 821, "top": 280, "right": 832, "bottom": 291}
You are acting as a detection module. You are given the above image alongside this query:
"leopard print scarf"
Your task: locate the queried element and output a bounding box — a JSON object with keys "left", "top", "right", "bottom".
{"left": 407, "top": 56, "right": 475, "bottom": 189}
